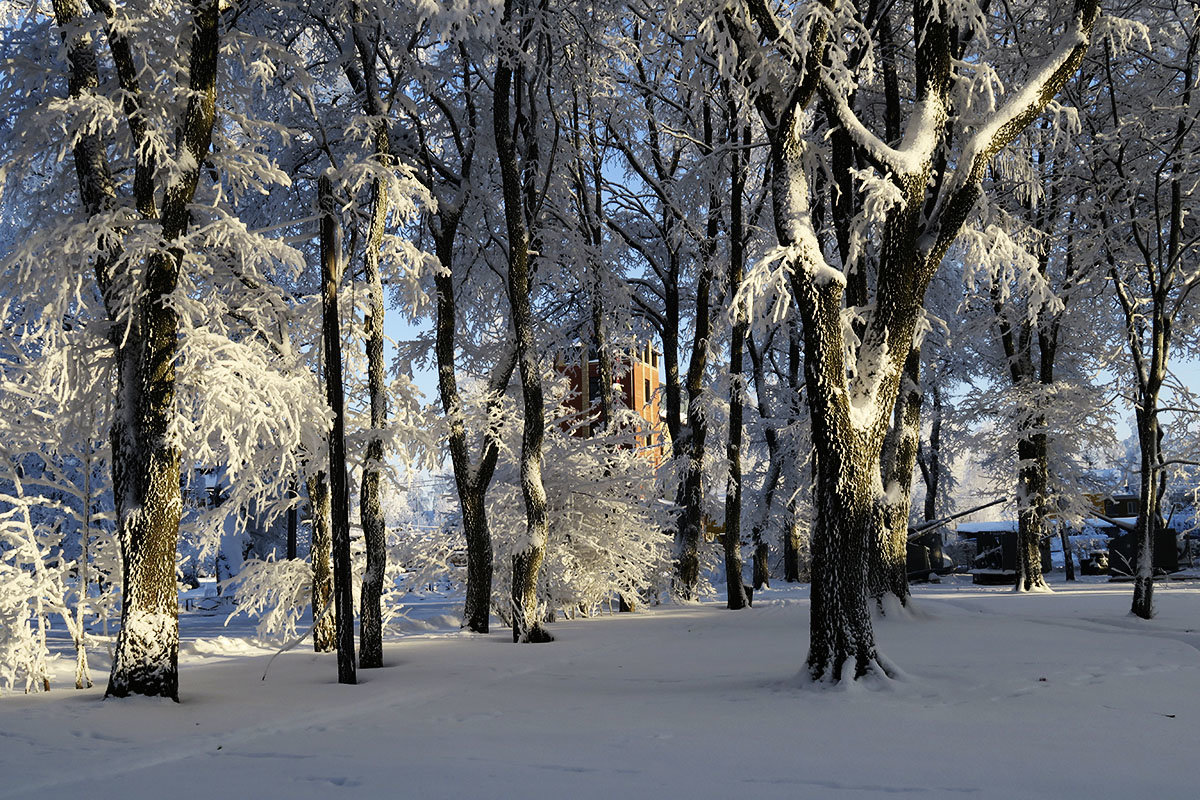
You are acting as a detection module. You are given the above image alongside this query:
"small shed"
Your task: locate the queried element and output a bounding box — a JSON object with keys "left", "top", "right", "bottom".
{"left": 1106, "top": 528, "right": 1181, "bottom": 578}
{"left": 957, "top": 521, "right": 1051, "bottom": 585}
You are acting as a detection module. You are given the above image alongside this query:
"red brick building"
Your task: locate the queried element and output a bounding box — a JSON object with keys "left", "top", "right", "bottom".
{"left": 562, "top": 342, "right": 665, "bottom": 467}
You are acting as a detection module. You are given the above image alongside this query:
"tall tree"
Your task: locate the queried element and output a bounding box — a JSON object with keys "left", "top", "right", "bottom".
{"left": 45, "top": 0, "right": 222, "bottom": 700}
{"left": 723, "top": 93, "right": 751, "bottom": 609}
{"left": 724, "top": 0, "right": 1102, "bottom": 680}
{"left": 1091, "top": 1, "right": 1200, "bottom": 618}
{"left": 494, "top": 0, "right": 555, "bottom": 643}
{"left": 319, "top": 174, "right": 357, "bottom": 683}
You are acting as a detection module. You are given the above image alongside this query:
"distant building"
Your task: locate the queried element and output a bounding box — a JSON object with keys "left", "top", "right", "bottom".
{"left": 561, "top": 341, "right": 665, "bottom": 467}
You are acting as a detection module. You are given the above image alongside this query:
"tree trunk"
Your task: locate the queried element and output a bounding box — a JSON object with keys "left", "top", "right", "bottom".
{"left": 358, "top": 159, "right": 391, "bottom": 670}
{"left": 1059, "top": 525, "right": 1075, "bottom": 582}
{"left": 745, "top": 332, "right": 783, "bottom": 587}
{"left": 773, "top": 117, "right": 892, "bottom": 681}
{"left": 1131, "top": 411, "right": 1161, "bottom": 619}
{"left": 104, "top": 0, "right": 220, "bottom": 701}
{"left": 307, "top": 471, "right": 336, "bottom": 653}
{"left": 460, "top": 489, "right": 494, "bottom": 633}
{"left": 286, "top": 477, "right": 298, "bottom": 561}
{"left": 723, "top": 95, "right": 750, "bottom": 610}
{"left": 797, "top": 278, "right": 891, "bottom": 680}
{"left": 433, "top": 219, "right": 512, "bottom": 634}
{"left": 753, "top": 543, "right": 770, "bottom": 590}
{"left": 495, "top": 2, "right": 552, "bottom": 643}
{"left": 870, "top": 348, "right": 921, "bottom": 607}
{"left": 75, "top": 441, "right": 94, "bottom": 690}
{"left": 783, "top": 323, "right": 805, "bottom": 584}
{"left": 807, "top": 446, "right": 888, "bottom": 681}
{"left": 319, "top": 174, "right": 357, "bottom": 683}
{"left": 676, "top": 100, "right": 719, "bottom": 603}
{"left": 918, "top": 382, "right": 943, "bottom": 522}
{"left": 1014, "top": 434, "right": 1050, "bottom": 592}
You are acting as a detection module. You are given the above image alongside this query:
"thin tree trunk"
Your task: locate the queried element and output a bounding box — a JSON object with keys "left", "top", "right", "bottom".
{"left": 752, "top": 543, "right": 770, "bottom": 590}
{"left": 676, "top": 99, "right": 720, "bottom": 602}
{"left": 1059, "top": 525, "right": 1075, "bottom": 581}
{"left": 319, "top": 174, "right": 357, "bottom": 683}
{"left": 358, "top": 155, "right": 391, "bottom": 670}
{"left": 1015, "top": 434, "right": 1050, "bottom": 592}
{"left": 495, "top": 0, "right": 552, "bottom": 643}
{"left": 1131, "top": 411, "right": 1161, "bottom": 619}
{"left": 459, "top": 490, "right": 494, "bottom": 632}
{"left": 783, "top": 321, "right": 804, "bottom": 583}
{"left": 918, "top": 382, "right": 943, "bottom": 522}
{"left": 745, "top": 331, "right": 782, "bottom": 590}
{"left": 307, "top": 471, "right": 336, "bottom": 653}
{"left": 74, "top": 425, "right": 95, "bottom": 690}
{"left": 723, "top": 95, "right": 749, "bottom": 610}
{"left": 286, "top": 478, "right": 298, "bottom": 561}
{"left": 434, "top": 220, "right": 513, "bottom": 633}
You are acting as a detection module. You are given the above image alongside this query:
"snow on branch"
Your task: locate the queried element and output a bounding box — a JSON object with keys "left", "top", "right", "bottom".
{"left": 923, "top": 0, "right": 1102, "bottom": 263}
{"left": 820, "top": 83, "right": 945, "bottom": 178}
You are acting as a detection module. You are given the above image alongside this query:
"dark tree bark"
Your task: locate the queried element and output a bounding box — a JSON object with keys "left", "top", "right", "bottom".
{"left": 745, "top": 332, "right": 782, "bottom": 589}
{"left": 782, "top": 321, "right": 805, "bottom": 583}
{"left": 357, "top": 143, "right": 391, "bottom": 670}
{"left": 675, "top": 98, "right": 721, "bottom": 602}
{"left": 49, "top": 0, "right": 222, "bottom": 701}
{"left": 723, "top": 95, "right": 750, "bottom": 610}
{"left": 871, "top": 347, "right": 922, "bottom": 607}
{"left": 286, "top": 478, "right": 298, "bottom": 561}
{"left": 1100, "top": 16, "right": 1200, "bottom": 619}
{"left": 435, "top": 214, "right": 515, "bottom": 633}
{"left": 495, "top": 0, "right": 552, "bottom": 643}
{"left": 991, "top": 291, "right": 1051, "bottom": 593}
{"left": 405, "top": 47, "right": 515, "bottom": 635}
{"left": 917, "top": 382, "right": 944, "bottom": 523}
{"left": 605, "top": 45, "right": 721, "bottom": 603}
{"left": 307, "top": 470, "right": 336, "bottom": 652}
{"left": 752, "top": 543, "right": 770, "bottom": 590}
{"left": 319, "top": 174, "right": 357, "bottom": 683}
{"left": 339, "top": 0, "right": 394, "bottom": 669}
{"left": 728, "top": 0, "right": 1101, "bottom": 680}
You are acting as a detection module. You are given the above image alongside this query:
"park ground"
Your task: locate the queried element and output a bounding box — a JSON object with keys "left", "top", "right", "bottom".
{"left": 2, "top": 575, "right": 1199, "bottom": 799}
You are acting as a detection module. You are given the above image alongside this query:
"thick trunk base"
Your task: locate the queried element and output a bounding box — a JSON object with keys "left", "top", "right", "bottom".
{"left": 753, "top": 543, "right": 770, "bottom": 590}
{"left": 359, "top": 459, "right": 386, "bottom": 668}
{"left": 1132, "top": 575, "right": 1154, "bottom": 619}
{"left": 462, "top": 499, "right": 492, "bottom": 633}
{"left": 511, "top": 550, "right": 553, "bottom": 643}
{"left": 783, "top": 525, "right": 803, "bottom": 582}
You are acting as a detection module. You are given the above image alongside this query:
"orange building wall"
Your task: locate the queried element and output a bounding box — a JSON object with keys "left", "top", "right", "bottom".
{"left": 562, "top": 344, "right": 665, "bottom": 467}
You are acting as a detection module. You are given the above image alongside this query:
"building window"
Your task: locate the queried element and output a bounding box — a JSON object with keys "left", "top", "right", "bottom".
{"left": 644, "top": 378, "right": 651, "bottom": 405}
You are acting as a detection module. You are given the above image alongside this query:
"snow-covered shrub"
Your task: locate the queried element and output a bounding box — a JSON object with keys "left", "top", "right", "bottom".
{"left": 226, "top": 556, "right": 315, "bottom": 643}
{"left": 0, "top": 554, "right": 47, "bottom": 694}
{"left": 0, "top": 466, "right": 56, "bottom": 694}
{"left": 490, "top": 403, "right": 673, "bottom": 620}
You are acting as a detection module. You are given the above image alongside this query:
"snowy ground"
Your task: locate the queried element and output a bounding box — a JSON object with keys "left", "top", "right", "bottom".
{"left": 3, "top": 575, "right": 1200, "bottom": 799}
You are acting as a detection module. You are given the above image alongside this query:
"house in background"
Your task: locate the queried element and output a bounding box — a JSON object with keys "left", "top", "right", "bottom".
{"left": 1080, "top": 488, "right": 1185, "bottom": 577}
{"left": 561, "top": 341, "right": 666, "bottom": 468}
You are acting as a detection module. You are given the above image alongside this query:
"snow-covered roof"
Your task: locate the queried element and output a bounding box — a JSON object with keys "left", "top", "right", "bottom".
{"left": 956, "top": 520, "right": 1018, "bottom": 534}
{"left": 1082, "top": 517, "right": 1137, "bottom": 529}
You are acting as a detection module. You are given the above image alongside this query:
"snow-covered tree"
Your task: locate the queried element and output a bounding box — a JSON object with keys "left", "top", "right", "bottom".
{"left": 718, "top": 0, "right": 1102, "bottom": 680}
{"left": 1083, "top": 0, "right": 1200, "bottom": 618}
{"left": 1, "top": 1, "right": 330, "bottom": 698}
